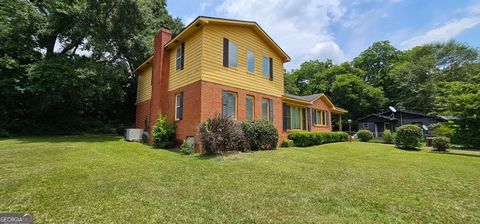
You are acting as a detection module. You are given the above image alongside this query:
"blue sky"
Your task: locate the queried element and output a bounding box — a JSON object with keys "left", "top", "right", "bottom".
{"left": 167, "top": 0, "right": 480, "bottom": 70}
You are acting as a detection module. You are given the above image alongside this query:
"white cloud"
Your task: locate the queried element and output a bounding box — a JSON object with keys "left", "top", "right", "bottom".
{"left": 468, "top": 4, "right": 480, "bottom": 14}
{"left": 401, "top": 17, "right": 480, "bottom": 48}
{"left": 216, "top": 0, "right": 347, "bottom": 70}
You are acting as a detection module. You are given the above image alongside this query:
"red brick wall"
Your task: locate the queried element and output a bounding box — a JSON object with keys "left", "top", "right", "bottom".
{"left": 135, "top": 100, "right": 151, "bottom": 130}
{"left": 166, "top": 81, "right": 203, "bottom": 149}
{"left": 199, "top": 81, "right": 284, "bottom": 142}
{"left": 159, "top": 80, "right": 337, "bottom": 148}
{"left": 139, "top": 77, "right": 336, "bottom": 149}
{"left": 309, "top": 96, "right": 332, "bottom": 132}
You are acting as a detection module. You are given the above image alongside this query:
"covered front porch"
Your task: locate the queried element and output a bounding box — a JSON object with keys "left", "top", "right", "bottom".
{"left": 331, "top": 109, "right": 348, "bottom": 132}
{"left": 281, "top": 94, "right": 348, "bottom": 133}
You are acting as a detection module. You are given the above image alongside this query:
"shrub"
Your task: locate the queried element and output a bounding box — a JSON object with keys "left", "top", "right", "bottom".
{"left": 357, "top": 130, "right": 373, "bottom": 142}
{"left": 152, "top": 114, "right": 176, "bottom": 149}
{"left": 432, "top": 137, "right": 450, "bottom": 151}
{"left": 0, "top": 128, "right": 10, "bottom": 138}
{"left": 383, "top": 130, "right": 395, "bottom": 144}
{"left": 280, "top": 139, "right": 295, "bottom": 148}
{"left": 431, "top": 123, "right": 455, "bottom": 139}
{"left": 179, "top": 139, "right": 195, "bottom": 155}
{"left": 241, "top": 120, "right": 278, "bottom": 150}
{"left": 395, "top": 124, "right": 423, "bottom": 149}
{"left": 198, "top": 115, "right": 248, "bottom": 154}
{"left": 288, "top": 132, "right": 349, "bottom": 147}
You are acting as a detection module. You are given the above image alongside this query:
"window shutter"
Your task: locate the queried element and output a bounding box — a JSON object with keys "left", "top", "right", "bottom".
{"left": 178, "top": 92, "right": 184, "bottom": 120}
{"left": 282, "top": 103, "right": 290, "bottom": 131}
{"left": 326, "top": 111, "right": 330, "bottom": 128}
{"left": 222, "top": 90, "right": 228, "bottom": 116}
{"left": 223, "top": 38, "right": 229, "bottom": 67}
{"left": 302, "top": 109, "right": 306, "bottom": 130}
{"left": 269, "top": 57, "right": 273, "bottom": 80}
{"left": 180, "top": 43, "right": 185, "bottom": 70}
{"left": 269, "top": 99, "right": 273, "bottom": 122}
{"left": 307, "top": 108, "right": 311, "bottom": 131}
{"left": 312, "top": 109, "right": 317, "bottom": 125}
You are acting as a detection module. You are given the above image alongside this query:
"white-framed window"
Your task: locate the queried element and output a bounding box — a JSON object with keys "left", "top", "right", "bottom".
{"left": 175, "top": 43, "right": 184, "bottom": 70}
{"left": 247, "top": 50, "right": 254, "bottom": 73}
{"left": 262, "top": 98, "right": 273, "bottom": 122}
{"left": 229, "top": 41, "right": 238, "bottom": 68}
{"left": 175, "top": 92, "right": 184, "bottom": 120}
{"left": 262, "top": 56, "right": 269, "bottom": 78}
{"left": 363, "top": 123, "right": 369, "bottom": 129}
{"left": 222, "top": 91, "right": 237, "bottom": 119}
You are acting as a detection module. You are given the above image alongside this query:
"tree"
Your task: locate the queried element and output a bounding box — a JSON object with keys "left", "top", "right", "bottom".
{"left": 432, "top": 40, "right": 479, "bottom": 82}
{"left": 388, "top": 41, "right": 479, "bottom": 114}
{"left": 284, "top": 72, "right": 300, "bottom": 95}
{"left": 330, "top": 74, "right": 387, "bottom": 129}
{"left": 434, "top": 81, "right": 480, "bottom": 147}
{"left": 0, "top": 0, "right": 183, "bottom": 134}
{"left": 388, "top": 45, "right": 437, "bottom": 113}
{"left": 284, "top": 60, "right": 334, "bottom": 95}
{"left": 352, "top": 41, "right": 402, "bottom": 93}
{"left": 284, "top": 60, "right": 365, "bottom": 97}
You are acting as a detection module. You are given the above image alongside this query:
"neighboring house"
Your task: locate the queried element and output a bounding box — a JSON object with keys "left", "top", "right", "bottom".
{"left": 134, "top": 16, "right": 347, "bottom": 148}
{"left": 357, "top": 110, "right": 446, "bottom": 138}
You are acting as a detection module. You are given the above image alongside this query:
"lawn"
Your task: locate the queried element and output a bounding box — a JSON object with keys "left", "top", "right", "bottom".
{"left": 1, "top": 135, "right": 479, "bottom": 223}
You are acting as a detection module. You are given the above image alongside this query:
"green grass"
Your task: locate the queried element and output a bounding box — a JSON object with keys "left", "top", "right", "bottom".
{"left": 1, "top": 135, "right": 479, "bottom": 223}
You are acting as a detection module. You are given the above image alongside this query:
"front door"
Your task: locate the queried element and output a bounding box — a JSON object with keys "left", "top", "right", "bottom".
{"left": 384, "top": 123, "right": 391, "bottom": 132}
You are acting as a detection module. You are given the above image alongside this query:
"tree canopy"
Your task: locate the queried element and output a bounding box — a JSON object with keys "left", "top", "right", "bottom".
{"left": 285, "top": 40, "right": 480, "bottom": 146}
{"left": 0, "top": 0, "right": 183, "bottom": 134}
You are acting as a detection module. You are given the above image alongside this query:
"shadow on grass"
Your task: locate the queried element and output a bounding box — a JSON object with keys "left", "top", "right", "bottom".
{"left": 195, "top": 154, "right": 218, "bottom": 160}
{"left": 397, "top": 147, "right": 422, "bottom": 152}
{"left": 5, "top": 134, "right": 123, "bottom": 144}
{"left": 430, "top": 151, "right": 480, "bottom": 158}
{"left": 194, "top": 151, "right": 254, "bottom": 160}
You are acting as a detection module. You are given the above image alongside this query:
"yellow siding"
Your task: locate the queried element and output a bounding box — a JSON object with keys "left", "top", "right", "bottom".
{"left": 168, "top": 28, "right": 203, "bottom": 91}
{"left": 136, "top": 65, "right": 152, "bottom": 103}
{"left": 201, "top": 24, "right": 284, "bottom": 97}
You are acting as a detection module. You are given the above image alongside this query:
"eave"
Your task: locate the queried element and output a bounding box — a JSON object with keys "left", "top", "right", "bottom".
{"left": 133, "top": 56, "right": 153, "bottom": 75}
{"left": 282, "top": 94, "right": 348, "bottom": 114}
{"left": 281, "top": 96, "right": 312, "bottom": 107}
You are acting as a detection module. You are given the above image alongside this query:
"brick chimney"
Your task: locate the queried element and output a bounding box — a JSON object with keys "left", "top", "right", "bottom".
{"left": 149, "top": 28, "right": 172, "bottom": 143}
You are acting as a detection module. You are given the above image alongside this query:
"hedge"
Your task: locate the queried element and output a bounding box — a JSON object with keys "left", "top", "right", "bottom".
{"left": 357, "top": 130, "right": 373, "bottom": 142}
{"left": 288, "top": 132, "right": 349, "bottom": 147}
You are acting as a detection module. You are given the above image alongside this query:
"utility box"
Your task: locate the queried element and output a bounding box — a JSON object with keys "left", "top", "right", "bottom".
{"left": 125, "top": 129, "right": 144, "bottom": 142}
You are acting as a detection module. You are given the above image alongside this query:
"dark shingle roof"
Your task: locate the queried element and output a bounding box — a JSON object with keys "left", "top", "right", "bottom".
{"left": 284, "top": 93, "right": 323, "bottom": 102}
{"left": 379, "top": 110, "right": 447, "bottom": 121}
{"left": 357, "top": 113, "right": 398, "bottom": 121}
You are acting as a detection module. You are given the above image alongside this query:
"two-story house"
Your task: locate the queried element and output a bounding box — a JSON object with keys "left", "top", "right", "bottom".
{"left": 134, "top": 16, "right": 347, "bottom": 148}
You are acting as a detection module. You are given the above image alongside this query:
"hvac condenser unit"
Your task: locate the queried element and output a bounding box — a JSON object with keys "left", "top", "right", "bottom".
{"left": 125, "top": 129, "right": 144, "bottom": 142}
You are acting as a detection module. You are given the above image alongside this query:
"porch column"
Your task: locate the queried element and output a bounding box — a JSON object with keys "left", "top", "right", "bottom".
{"left": 339, "top": 114, "right": 342, "bottom": 131}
